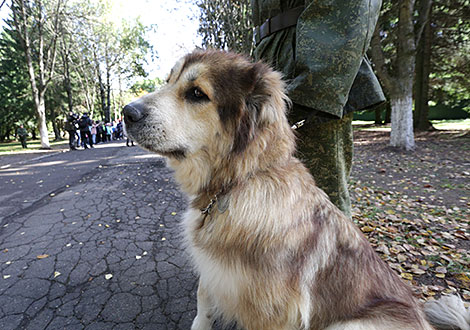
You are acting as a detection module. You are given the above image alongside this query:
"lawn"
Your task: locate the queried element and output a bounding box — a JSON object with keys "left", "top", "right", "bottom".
{"left": 0, "top": 139, "right": 68, "bottom": 153}
{"left": 353, "top": 118, "right": 470, "bottom": 131}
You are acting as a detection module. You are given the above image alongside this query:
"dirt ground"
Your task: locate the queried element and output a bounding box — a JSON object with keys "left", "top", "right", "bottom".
{"left": 350, "top": 128, "right": 470, "bottom": 301}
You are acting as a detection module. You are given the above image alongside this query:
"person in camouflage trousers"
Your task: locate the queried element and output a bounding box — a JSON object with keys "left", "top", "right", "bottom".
{"left": 17, "top": 124, "right": 28, "bottom": 149}
{"left": 252, "top": 0, "right": 385, "bottom": 218}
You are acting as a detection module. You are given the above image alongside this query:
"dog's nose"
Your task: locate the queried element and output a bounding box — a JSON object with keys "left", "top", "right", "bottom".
{"left": 123, "top": 103, "right": 145, "bottom": 123}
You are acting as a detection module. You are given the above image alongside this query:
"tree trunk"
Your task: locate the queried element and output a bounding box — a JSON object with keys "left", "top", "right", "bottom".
{"left": 50, "top": 107, "right": 61, "bottom": 140}
{"left": 37, "top": 97, "right": 50, "bottom": 148}
{"left": 385, "top": 102, "right": 391, "bottom": 124}
{"left": 374, "top": 107, "right": 382, "bottom": 125}
{"left": 414, "top": 6, "right": 433, "bottom": 131}
{"left": 390, "top": 92, "right": 415, "bottom": 150}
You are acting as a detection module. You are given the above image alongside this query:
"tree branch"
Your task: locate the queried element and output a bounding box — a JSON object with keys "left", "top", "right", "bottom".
{"left": 414, "top": 0, "right": 432, "bottom": 48}
{"left": 369, "top": 23, "right": 395, "bottom": 95}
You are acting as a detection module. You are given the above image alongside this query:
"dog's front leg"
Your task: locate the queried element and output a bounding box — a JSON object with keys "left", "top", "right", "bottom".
{"left": 191, "top": 280, "right": 214, "bottom": 330}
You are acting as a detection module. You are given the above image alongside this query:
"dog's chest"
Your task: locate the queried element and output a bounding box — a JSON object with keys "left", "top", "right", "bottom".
{"left": 183, "top": 208, "right": 246, "bottom": 300}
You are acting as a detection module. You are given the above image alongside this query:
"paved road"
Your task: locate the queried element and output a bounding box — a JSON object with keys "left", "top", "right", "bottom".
{"left": 0, "top": 143, "right": 220, "bottom": 329}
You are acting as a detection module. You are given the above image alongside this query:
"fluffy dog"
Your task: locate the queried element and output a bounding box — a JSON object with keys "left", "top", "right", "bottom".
{"left": 123, "top": 50, "right": 469, "bottom": 330}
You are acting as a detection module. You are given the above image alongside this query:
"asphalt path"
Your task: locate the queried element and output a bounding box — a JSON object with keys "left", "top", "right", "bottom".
{"left": 0, "top": 142, "right": 234, "bottom": 329}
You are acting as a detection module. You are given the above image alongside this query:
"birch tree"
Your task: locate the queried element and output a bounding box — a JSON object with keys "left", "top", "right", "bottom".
{"left": 370, "top": 0, "right": 432, "bottom": 150}
{"left": 11, "top": 0, "right": 64, "bottom": 148}
{"left": 197, "top": 0, "right": 253, "bottom": 55}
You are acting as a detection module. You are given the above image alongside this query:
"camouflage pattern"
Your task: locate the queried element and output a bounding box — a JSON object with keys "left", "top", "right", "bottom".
{"left": 294, "top": 111, "right": 353, "bottom": 217}
{"left": 252, "top": 0, "right": 385, "bottom": 117}
{"left": 252, "top": 0, "right": 384, "bottom": 216}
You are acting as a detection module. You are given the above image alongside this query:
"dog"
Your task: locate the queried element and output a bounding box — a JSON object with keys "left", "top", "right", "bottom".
{"left": 123, "top": 50, "right": 470, "bottom": 330}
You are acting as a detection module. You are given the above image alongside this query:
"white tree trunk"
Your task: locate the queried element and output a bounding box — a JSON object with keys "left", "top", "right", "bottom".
{"left": 390, "top": 93, "right": 415, "bottom": 150}
{"left": 37, "top": 98, "right": 51, "bottom": 149}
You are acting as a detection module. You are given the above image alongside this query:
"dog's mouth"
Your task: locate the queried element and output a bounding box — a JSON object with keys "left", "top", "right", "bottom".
{"left": 137, "top": 140, "right": 187, "bottom": 160}
{"left": 158, "top": 149, "right": 186, "bottom": 160}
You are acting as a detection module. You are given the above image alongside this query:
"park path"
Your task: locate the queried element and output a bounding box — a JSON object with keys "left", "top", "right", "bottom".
{"left": 0, "top": 143, "right": 205, "bottom": 329}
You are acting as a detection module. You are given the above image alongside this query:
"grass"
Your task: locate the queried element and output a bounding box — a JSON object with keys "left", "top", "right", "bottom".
{"left": 0, "top": 138, "right": 68, "bottom": 153}
{"left": 430, "top": 118, "right": 470, "bottom": 130}
{"left": 353, "top": 118, "right": 470, "bottom": 131}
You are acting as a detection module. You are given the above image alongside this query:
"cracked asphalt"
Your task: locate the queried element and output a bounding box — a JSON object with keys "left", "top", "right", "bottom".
{"left": 0, "top": 143, "right": 209, "bottom": 329}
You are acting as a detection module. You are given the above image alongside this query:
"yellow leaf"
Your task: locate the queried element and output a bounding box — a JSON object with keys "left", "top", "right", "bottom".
{"left": 171, "top": 212, "right": 177, "bottom": 216}
{"left": 401, "top": 273, "right": 413, "bottom": 280}
{"left": 37, "top": 254, "right": 49, "bottom": 259}
{"left": 435, "top": 274, "right": 446, "bottom": 279}
{"left": 361, "top": 226, "right": 375, "bottom": 233}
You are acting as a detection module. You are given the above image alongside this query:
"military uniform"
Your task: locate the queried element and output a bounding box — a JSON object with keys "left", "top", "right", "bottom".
{"left": 252, "top": 0, "right": 385, "bottom": 217}
{"left": 17, "top": 126, "right": 28, "bottom": 149}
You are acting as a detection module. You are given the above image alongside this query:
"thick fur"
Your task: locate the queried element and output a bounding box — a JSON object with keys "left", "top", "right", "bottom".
{"left": 124, "top": 50, "right": 469, "bottom": 330}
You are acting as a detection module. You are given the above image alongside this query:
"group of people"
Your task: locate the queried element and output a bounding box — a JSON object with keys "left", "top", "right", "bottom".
{"left": 64, "top": 112, "right": 132, "bottom": 150}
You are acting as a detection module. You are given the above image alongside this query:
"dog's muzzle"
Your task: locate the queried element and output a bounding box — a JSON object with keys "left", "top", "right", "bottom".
{"left": 123, "top": 103, "right": 146, "bottom": 124}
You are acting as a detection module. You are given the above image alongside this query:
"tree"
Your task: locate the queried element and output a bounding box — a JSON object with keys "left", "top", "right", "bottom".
{"left": 0, "top": 21, "right": 34, "bottom": 141}
{"left": 197, "top": 0, "right": 253, "bottom": 55}
{"left": 10, "top": 0, "right": 65, "bottom": 148}
{"left": 414, "top": 1, "right": 433, "bottom": 131}
{"left": 428, "top": 0, "right": 470, "bottom": 114}
{"left": 370, "top": 0, "right": 432, "bottom": 150}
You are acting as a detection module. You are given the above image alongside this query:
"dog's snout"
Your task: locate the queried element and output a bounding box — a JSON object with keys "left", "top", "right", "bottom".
{"left": 123, "top": 103, "right": 145, "bottom": 123}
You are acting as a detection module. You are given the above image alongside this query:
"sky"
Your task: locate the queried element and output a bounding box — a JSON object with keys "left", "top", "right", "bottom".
{"left": 0, "top": 0, "right": 202, "bottom": 79}
{"left": 110, "top": 0, "right": 201, "bottom": 78}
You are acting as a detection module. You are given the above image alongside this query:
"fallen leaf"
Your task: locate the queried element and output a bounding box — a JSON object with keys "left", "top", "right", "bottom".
{"left": 435, "top": 267, "right": 447, "bottom": 274}
{"left": 37, "top": 254, "right": 49, "bottom": 259}
{"left": 361, "top": 226, "right": 375, "bottom": 233}
{"left": 105, "top": 274, "right": 113, "bottom": 280}
{"left": 3, "top": 275, "right": 11, "bottom": 279}
{"left": 54, "top": 271, "right": 61, "bottom": 278}
{"left": 401, "top": 272, "right": 413, "bottom": 281}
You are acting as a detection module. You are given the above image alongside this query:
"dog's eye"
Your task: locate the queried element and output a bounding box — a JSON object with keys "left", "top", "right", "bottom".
{"left": 186, "top": 87, "right": 209, "bottom": 102}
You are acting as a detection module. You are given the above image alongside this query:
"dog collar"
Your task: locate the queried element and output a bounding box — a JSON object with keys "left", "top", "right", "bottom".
{"left": 200, "top": 192, "right": 230, "bottom": 216}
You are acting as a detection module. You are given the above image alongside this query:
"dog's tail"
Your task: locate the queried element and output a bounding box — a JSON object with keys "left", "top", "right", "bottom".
{"left": 424, "top": 295, "right": 470, "bottom": 330}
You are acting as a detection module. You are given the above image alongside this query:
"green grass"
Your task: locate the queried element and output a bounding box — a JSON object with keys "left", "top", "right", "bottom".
{"left": 353, "top": 118, "right": 470, "bottom": 131}
{"left": 0, "top": 139, "right": 68, "bottom": 153}
{"left": 430, "top": 118, "right": 470, "bottom": 130}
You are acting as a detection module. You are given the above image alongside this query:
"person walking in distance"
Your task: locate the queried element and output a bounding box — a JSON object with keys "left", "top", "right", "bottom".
{"left": 78, "top": 113, "right": 94, "bottom": 149}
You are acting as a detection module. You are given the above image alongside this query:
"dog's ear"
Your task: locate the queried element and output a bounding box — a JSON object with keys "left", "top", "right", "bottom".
{"left": 213, "top": 55, "right": 286, "bottom": 154}
{"left": 232, "top": 62, "right": 287, "bottom": 154}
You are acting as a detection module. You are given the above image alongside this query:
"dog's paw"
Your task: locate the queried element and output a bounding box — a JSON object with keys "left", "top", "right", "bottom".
{"left": 191, "top": 315, "right": 212, "bottom": 330}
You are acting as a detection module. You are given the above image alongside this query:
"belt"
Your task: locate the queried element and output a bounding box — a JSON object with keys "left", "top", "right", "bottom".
{"left": 253, "top": 6, "right": 305, "bottom": 46}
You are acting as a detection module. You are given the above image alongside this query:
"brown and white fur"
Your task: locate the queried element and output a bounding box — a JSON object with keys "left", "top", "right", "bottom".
{"left": 123, "top": 50, "right": 470, "bottom": 330}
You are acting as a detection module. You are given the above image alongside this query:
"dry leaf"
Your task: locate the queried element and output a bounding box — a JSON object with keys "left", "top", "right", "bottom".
{"left": 37, "top": 254, "right": 49, "bottom": 259}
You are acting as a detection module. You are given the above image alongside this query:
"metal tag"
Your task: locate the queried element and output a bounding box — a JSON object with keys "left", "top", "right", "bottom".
{"left": 217, "top": 195, "right": 230, "bottom": 214}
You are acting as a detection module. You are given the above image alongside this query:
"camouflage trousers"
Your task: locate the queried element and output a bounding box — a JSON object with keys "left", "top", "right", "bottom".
{"left": 292, "top": 109, "right": 353, "bottom": 218}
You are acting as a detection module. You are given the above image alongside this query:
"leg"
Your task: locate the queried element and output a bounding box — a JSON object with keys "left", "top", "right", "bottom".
{"left": 191, "top": 280, "right": 214, "bottom": 330}
{"left": 295, "top": 112, "right": 353, "bottom": 218}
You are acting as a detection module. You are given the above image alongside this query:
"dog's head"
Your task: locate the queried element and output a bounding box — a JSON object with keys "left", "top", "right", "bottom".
{"left": 124, "top": 50, "right": 293, "bottom": 160}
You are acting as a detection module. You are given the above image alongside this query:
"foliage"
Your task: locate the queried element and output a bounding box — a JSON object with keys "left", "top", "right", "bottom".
{"left": 196, "top": 0, "right": 253, "bottom": 55}
{"left": 429, "top": 0, "right": 470, "bottom": 112}
{"left": 0, "top": 0, "right": 154, "bottom": 140}
{"left": 129, "top": 77, "right": 165, "bottom": 97}
{"left": 0, "top": 19, "right": 34, "bottom": 141}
